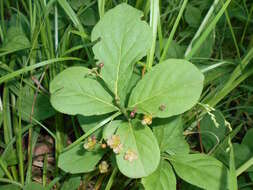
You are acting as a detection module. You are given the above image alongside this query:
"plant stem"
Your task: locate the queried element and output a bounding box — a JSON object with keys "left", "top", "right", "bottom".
{"left": 185, "top": 0, "right": 232, "bottom": 60}
{"left": 160, "top": 0, "right": 188, "bottom": 62}
{"left": 98, "top": 0, "right": 105, "bottom": 18}
{"left": 184, "top": 0, "right": 220, "bottom": 57}
{"left": 105, "top": 167, "right": 118, "bottom": 190}
{"left": 0, "top": 158, "right": 13, "bottom": 180}
{"left": 147, "top": 0, "right": 159, "bottom": 70}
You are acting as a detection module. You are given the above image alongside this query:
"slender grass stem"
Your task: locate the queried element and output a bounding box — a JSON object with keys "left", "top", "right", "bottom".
{"left": 185, "top": 0, "right": 232, "bottom": 60}
{"left": 160, "top": 0, "right": 188, "bottom": 62}
{"left": 147, "top": 0, "right": 159, "bottom": 70}
{"left": 105, "top": 167, "right": 118, "bottom": 190}
{"left": 236, "top": 157, "right": 253, "bottom": 176}
{"left": 224, "top": 8, "right": 241, "bottom": 59}
{"left": 0, "top": 158, "right": 13, "bottom": 180}
{"left": 184, "top": 0, "right": 220, "bottom": 57}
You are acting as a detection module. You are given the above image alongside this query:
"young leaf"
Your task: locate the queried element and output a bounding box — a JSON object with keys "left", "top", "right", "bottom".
{"left": 142, "top": 159, "right": 176, "bottom": 190}
{"left": 58, "top": 144, "right": 104, "bottom": 174}
{"left": 116, "top": 121, "right": 160, "bottom": 178}
{"left": 91, "top": 3, "right": 152, "bottom": 101}
{"left": 168, "top": 154, "right": 228, "bottom": 190}
{"left": 129, "top": 59, "right": 204, "bottom": 118}
{"left": 50, "top": 67, "right": 118, "bottom": 116}
{"left": 153, "top": 117, "right": 189, "bottom": 154}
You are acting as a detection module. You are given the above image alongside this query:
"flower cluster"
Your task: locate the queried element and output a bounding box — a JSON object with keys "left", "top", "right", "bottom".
{"left": 83, "top": 136, "right": 96, "bottom": 151}
{"left": 141, "top": 115, "right": 152, "bottom": 125}
{"left": 99, "top": 161, "right": 109, "bottom": 173}
{"left": 107, "top": 135, "right": 123, "bottom": 154}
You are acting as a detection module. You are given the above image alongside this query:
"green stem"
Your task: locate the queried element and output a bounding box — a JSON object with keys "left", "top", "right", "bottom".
{"left": 147, "top": 0, "right": 159, "bottom": 70}
{"left": 224, "top": 7, "right": 240, "bottom": 59}
{"left": 98, "top": 0, "right": 105, "bottom": 18}
{"left": 185, "top": 0, "right": 232, "bottom": 60}
{"left": 236, "top": 156, "right": 253, "bottom": 176}
{"left": 0, "top": 158, "right": 13, "bottom": 180}
{"left": 160, "top": 0, "right": 188, "bottom": 62}
{"left": 105, "top": 167, "right": 118, "bottom": 190}
{"left": 184, "top": 0, "right": 220, "bottom": 57}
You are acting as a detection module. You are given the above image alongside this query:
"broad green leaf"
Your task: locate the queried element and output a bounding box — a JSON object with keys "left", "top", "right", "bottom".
{"left": 129, "top": 59, "right": 204, "bottom": 118}
{"left": 200, "top": 110, "right": 228, "bottom": 152}
{"left": 116, "top": 121, "right": 160, "bottom": 178}
{"left": 23, "top": 182, "right": 44, "bottom": 190}
{"left": 91, "top": 3, "right": 152, "bottom": 100}
{"left": 169, "top": 154, "right": 228, "bottom": 190}
{"left": 58, "top": 144, "right": 104, "bottom": 174}
{"left": 61, "top": 176, "right": 81, "bottom": 190}
{"left": 153, "top": 117, "right": 189, "bottom": 154}
{"left": 142, "top": 159, "right": 176, "bottom": 190}
{"left": 50, "top": 67, "right": 118, "bottom": 116}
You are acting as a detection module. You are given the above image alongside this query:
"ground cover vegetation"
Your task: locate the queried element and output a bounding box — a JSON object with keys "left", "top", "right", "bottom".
{"left": 0, "top": 0, "right": 253, "bottom": 189}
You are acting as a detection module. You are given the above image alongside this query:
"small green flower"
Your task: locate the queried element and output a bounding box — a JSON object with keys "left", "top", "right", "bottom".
{"left": 141, "top": 115, "right": 152, "bottom": 125}
{"left": 83, "top": 136, "right": 96, "bottom": 150}
{"left": 107, "top": 135, "right": 123, "bottom": 154}
{"left": 99, "top": 161, "right": 109, "bottom": 173}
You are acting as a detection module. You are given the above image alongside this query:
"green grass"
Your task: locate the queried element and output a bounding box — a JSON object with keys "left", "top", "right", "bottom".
{"left": 0, "top": 0, "right": 253, "bottom": 189}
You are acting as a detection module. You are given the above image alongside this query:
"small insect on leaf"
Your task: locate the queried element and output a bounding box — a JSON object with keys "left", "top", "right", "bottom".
{"left": 159, "top": 104, "right": 166, "bottom": 111}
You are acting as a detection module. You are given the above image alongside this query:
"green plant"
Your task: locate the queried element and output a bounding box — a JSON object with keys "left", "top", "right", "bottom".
{"left": 1, "top": 0, "right": 253, "bottom": 189}
{"left": 49, "top": 3, "right": 229, "bottom": 189}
